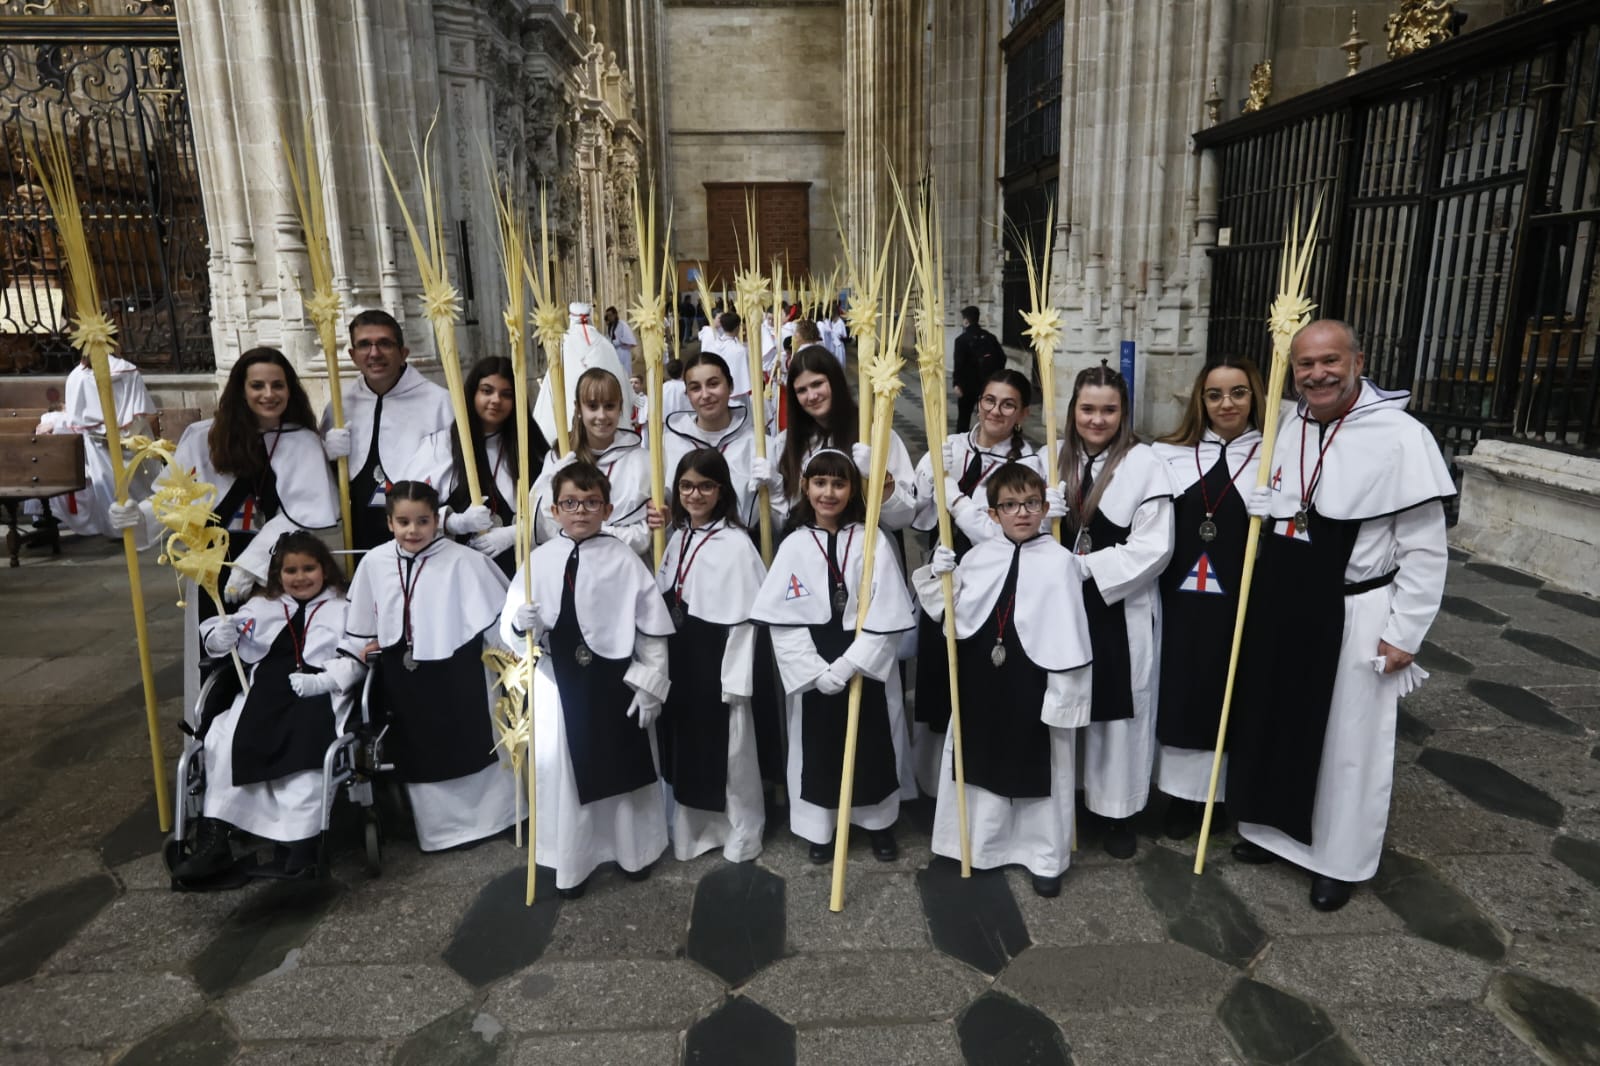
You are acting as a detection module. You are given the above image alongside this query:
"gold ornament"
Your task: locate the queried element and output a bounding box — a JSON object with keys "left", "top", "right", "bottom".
{"left": 1205, "top": 78, "right": 1223, "bottom": 126}
{"left": 1243, "top": 61, "right": 1273, "bottom": 114}
{"left": 1385, "top": 0, "right": 1457, "bottom": 60}
{"left": 1341, "top": 11, "right": 1370, "bottom": 76}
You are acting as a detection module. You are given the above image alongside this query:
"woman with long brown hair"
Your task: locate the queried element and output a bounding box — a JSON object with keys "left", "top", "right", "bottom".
{"left": 1054, "top": 361, "right": 1177, "bottom": 860}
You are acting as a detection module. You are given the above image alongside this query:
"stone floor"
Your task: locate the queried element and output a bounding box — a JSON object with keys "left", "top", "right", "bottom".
{"left": 3, "top": 377, "right": 1600, "bottom": 1065}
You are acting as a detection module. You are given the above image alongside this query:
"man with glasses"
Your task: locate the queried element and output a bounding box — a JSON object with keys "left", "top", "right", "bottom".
{"left": 322, "top": 309, "right": 454, "bottom": 549}
{"left": 952, "top": 305, "right": 1007, "bottom": 432}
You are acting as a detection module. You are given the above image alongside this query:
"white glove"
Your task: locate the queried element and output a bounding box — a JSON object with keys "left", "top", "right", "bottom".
{"left": 815, "top": 658, "right": 854, "bottom": 696}
{"left": 203, "top": 616, "right": 241, "bottom": 656}
{"left": 108, "top": 500, "right": 143, "bottom": 532}
{"left": 627, "top": 691, "right": 662, "bottom": 729}
{"left": 941, "top": 436, "right": 959, "bottom": 474}
{"left": 1245, "top": 486, "right": 1273, "bottom": 519}
{"left": 943, "top": 474, "right": 964, "bottom": 505}
{"left": 512, "top": 602, "right": 544, "bottom": 641}
{"left": 445, "top": 504, "right": 493, "bottom": 536}
{"left": 322, "top": 427, "right": 352, "bottom": 460}
{"left": 552, "top": 451, "right": 579, "bottom": 474}
{"left": 851, "top": 442, "right": 871, "bottom": 473}
{"left": 289, "top": 671, "right": 339, "bottom": 698}
{"left": 223, "top": 567, "right": 257, "bottom": 604}
{"left": 468, "top": 525, "right": 517, "bottom": 557}
{"left": 1046, "top": 482, "right": 1069, "bottom": 519}
{"left": 929, "top": 545, "right": 957, "bottom": 576}
{"left": 748, "top": 455, "right": 773, "bottom": 495}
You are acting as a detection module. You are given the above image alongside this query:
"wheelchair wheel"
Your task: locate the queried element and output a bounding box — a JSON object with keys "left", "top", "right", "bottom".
{"left": 363, "top": 814, "right": 382, "bottom": 877}
{"left": 162, "top": 837, "right": 185, "bottom": 877}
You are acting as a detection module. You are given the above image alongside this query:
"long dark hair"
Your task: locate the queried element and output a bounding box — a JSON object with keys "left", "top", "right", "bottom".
{"left": 669, "top": 449, "right": 743, "bottom": 529}
{"left": 979, "top": 369, "right": 1035, "bottom": 461}
{"left": 264, "top": 529, "right": 348, "bottom": 598}
{"left": 780, "top": 345, "right": 858, "bottom": 498}
{"left": 791, "top": 448, "right": 866, "bottom": 530}
{"left": 1058, "top": 361, "right": 1137, "bottom": 531}
{"left": 209, "top": 348, "right": 317, "bottom": 477}
{"left": 453, "top": 356, "right": 548, "bottom": 491}
{"left": 1157, "top": 356, "right": 1267, "bottom": 447}
{"left": 385, "top": 479, "right": 440, "bottom": 515}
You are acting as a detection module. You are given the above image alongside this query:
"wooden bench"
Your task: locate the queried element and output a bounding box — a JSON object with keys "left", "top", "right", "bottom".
{"left": 154, "top": 406, "right": 203, "bottom": 444}
{"left": 0, "top": 412, "right": 47, "bottom": 435}
{"left": 0, "top": 433, "right": 86, "bottom": 566}
{"left": 0, "top": 379, "right": 64, "bottom": 414}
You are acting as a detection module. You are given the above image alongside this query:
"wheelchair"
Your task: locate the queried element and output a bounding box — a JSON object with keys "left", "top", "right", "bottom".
{"left": 162, "top": 661, "right": 395, "bottom": 888}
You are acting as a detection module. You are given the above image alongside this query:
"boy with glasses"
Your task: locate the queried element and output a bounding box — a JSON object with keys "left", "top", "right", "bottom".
{"left": 501, "top": 461, "right": 677, "bottom": 898}
{"left": 912, "top": 462, "right": 1093, "bottom": 897}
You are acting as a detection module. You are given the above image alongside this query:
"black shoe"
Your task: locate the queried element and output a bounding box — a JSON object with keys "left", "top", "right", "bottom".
{"left": 623, "top": 863, "right": 652, "bottom": 882}
{"left": 1231, "top": 840, "right": 1276, "bottom": 865}
{"left": 557, "top": 877, "right": 589, "bottom": 900}
{"left": 1163, "top": 799, "right": 1204, "bottom": 841}
{"left": 282, "top": 838, "right": 320, "bottom": 877}
{"left": 868, "top": 828, "right": 898, "bottom": 862}
{"left": 1102, "top": 818, "right": 1137, "bottom": 860}
{"left": 1310, "top": 875, "right": 1353, "bottom": 912}
{"left": 1031, "top": 874, "right": 1062, "bottom": 898}
{"left": 808, "top": 840, "right": 832, "bottom": 865}
{"left": 173, "top": 818, "right": 234, "bottom": 881}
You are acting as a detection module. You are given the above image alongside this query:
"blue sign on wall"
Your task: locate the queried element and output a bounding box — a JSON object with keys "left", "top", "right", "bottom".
{"left": 1120, "top": 340, "right": 1136, "bottom": 412}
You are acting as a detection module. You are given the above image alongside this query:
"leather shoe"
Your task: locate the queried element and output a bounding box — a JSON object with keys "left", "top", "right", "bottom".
{"left": 868, "top": 828, "right": 898, "bottom": 862}
{"left": 623, "top": 863, "right": 652, "bottom": 882}
{"left": 1102, "top": 818, "right": 1137, "bottom": 860}
{"left": 556, "top": 877, "right": 589, "bottom": 900}
{"left": 1310, "top": 875, "right": 1353, "bottom": 912}
{"left": 808, "top": 840, "right": 832, "bottom": 865}
{"left": 1031, "top": 874, "right": 1062, "bottom": 898}
{"left": 1230, "top": 839, "right": 1276, "bottom": 865}
{"left": 1163, "top": 799, "right": 1203, "bottom": 840}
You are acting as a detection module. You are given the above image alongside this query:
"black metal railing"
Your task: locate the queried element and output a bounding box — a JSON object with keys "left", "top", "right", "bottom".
{"left": 1, "top": 14, "right": 213, "bottom": 374}
{"left": 1195, "top": 0, "right": 1599, "bottom": 467}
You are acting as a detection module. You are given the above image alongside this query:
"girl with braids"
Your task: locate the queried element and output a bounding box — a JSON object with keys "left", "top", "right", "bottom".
{"left": 763, "top": 345, "right": 917, "bottom": 533}
{"left": 1053, "top": 361, "right": 1178, "bottom": 860}
{"left": 910, "top": 368, "right": 1045, "bottom": 793}
{"left": 399, "top": 356, "right": 550, "bottom": 578}
{"left": 1150, "top": 357, "right": 1266, "bottom": 839}
{"left": 529, "top": 367, "right": 653, "bottom": 555}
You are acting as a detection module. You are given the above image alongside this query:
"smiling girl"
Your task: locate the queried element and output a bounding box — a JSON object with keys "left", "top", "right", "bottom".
{"left": 531, "top": 367, "right": 652, "bottom": 554}
{"left": 750, "top": 450, "right": 916, "bottom": 863}
{"left": 1055, "top": 362, "right": 1178, "bottom": 860}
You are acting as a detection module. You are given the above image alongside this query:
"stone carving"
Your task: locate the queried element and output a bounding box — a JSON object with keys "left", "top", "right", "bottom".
{"left": 1242, "top": 60, "right": 1272, "bottom": 114}
{"left": 1385, "top": 0, "right": 1458, "bottom": 59}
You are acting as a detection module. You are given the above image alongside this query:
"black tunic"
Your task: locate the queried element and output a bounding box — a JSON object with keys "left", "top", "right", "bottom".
{"left": 658, "top": 592, "right": 733, "bottom": 811}
{"left": 547, "top": 548, "right": 659, "bottom": 805}
{"left": 1062, "top": 509, "right": 1137, "bottom": 723}
{"left": 1155, "top": 449, "right": 1251, "bottom": 750}
{"left": 955, "top": 546, "right": 1052, "bottom": 798}
{"left": 372, "top": 634, "right": 499, "bottom": 784}
{"left": 230, "top": 608, "right": 335, "bottom": 786}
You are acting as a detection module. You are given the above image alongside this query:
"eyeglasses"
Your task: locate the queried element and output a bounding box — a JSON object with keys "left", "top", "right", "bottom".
{"left": 353, "top": 338, "right": 400, "bottom": 353}
{"left": 555, "top": 498, "right": 605, "bottom": 513}
{"left": 979, "top": 395, "right": 1021, "bottom": 413}
{"left": 1203, "top": 386, "right": 1252, "bottom": 404}
{"left": 677, "top": 481, "right": 719, "bottom": 497}
{"left": 994, "top": 498, "right": 1045, "bottom": 515}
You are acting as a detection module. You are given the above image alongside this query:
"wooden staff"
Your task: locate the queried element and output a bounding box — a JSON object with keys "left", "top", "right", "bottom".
{"left": 1017, "top": 202, "right": 1064, "bottom": 541}
{"left": 630, "top": 180, "right": 671, "bottom": 570}
{"left": 281, "top": 119, "right": 355, "bottom": 561}
{"left": 370, "top": 116, "right": 482, "bottom": 506}
{"left": 1194, "top": 196, "right": 1324, "bottom": 875}
{"left": 27, "top": 128, "right": 170, "bottom": 831}
{"left": 891, "top": 170, "right": 971, "bottom": 877}
{"left": 528, "top": 187, "right": 571, "bottom": 457}
{"left": 734, "top": 194, "right": 774, "bottom": 564}
{"left": 830, "top": 273, "right": 910, "bottom": 913}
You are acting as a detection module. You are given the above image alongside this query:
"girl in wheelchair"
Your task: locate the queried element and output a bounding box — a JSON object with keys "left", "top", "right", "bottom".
{"left": 178, "top": 531, "right": 364, "bottom": 884}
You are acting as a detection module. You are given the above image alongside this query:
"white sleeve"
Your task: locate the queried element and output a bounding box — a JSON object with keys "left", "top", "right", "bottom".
{"left": 875, "top": 434, "right": 918, "bottom": 531}
{"left": 719, "top": 622, "right": 757, "bottom": 701}
{"left": 951, "top": 495, "right": 1005, "bottom": 544}
{"left": 1379, "top": 501, "right": 1449, "bottom": 654}
{"left": 340, "top": 558, "right": 379, "bottom": 655}
{"left": 605, "top": 518, "right": 653, "bottom": 557}
{"left": 911, "top": 454, "right": 936, "bottom": 531}
{"left": 768, "top": 625, "right": 830, "bottom": 695}
{"left": 910, "top": 563, "right": 959, "bottom": 620}
{"left": 1040, "top": 664, "right": 1093, "bottom": 728}
{"left": 840, "top": 631, "right": 896, "bottom": 682}
{"left": 624, "top": 633, "right": 671, "bottom": 703}
{"left": 1082, "top": 496, "right": 1174, "bottom": 606}
{"left": 498, "top": 569, "right": 529, "bottom": 652}
{"left": 232, "top": 512, "right": 299, "bottom": 581}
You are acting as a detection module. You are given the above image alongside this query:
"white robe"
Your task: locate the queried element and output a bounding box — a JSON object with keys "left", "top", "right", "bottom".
{"left": 50, "top": 357, "right": 157, "bottom": 537}
{"left": 535, "top": 316, "right": 638, "bottom": 444}
{"left": 1150, "top": 429, "right": 1263, "bottom": 804}
{"left": 655, "top": 520, "right": 768, "bottom": 861}
{"left": 322, "top": 364, "right": 453, "bottom": 497}
{"left": 197, "top": 589, "right": 358, "bottom": 841}
{"left": 343, "top": 537, "right": 518, "bottom": 852}
{"left": 1237, "top": 381, "right": 1453, "bottom": 880}
{"left": 913, "top": 429, "right": 1046, "bottom": 538}
{"left": 529, "top": 430, "right": 653, "bottom": 555}
{"left": 1074, "top": 444, "right": 1178, "bottom": 820}
{"left": 398, "top": 428, "right": 519, "bottom": 526}
{"left": 751, "top": 522, "right": 916, "bottom": 843}
{"left": 770, "top": 428, "right": 918, "bottom": 532}
{"left": 502, "top": 533, "right": 676, "bottom": 889}
{"left": 658, "top": 405, "right": 770, "bottom": 531}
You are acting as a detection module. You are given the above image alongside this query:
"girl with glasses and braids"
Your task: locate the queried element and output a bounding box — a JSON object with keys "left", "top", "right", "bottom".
{"left": 1054, "top": 362, "right": 1178, "bottom": 860}
{"left": 651, "top": 449, "right": 769, "bottom": 863}
{"left": 1150, "top": 357, "right": 1268, "bottom": 840}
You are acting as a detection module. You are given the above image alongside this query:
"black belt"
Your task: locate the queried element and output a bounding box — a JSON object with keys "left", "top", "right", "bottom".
{"left": 1344, "top": 569, "right": 1398, "bottom": 596}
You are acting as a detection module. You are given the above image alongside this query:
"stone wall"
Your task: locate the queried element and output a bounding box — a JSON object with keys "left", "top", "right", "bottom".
{"left": 662, "top": 2, "right": 847, "bottom": 275}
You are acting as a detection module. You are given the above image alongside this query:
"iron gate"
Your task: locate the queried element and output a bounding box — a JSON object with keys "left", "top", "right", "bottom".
{"left": 1195, "top": 0, "right": 1599, "bottom": 470}
{"left": 0, "top": 10, "right": 212, "bottom": 374}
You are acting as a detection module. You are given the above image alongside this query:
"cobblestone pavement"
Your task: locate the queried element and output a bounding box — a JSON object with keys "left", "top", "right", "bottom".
{"left": 3, "top": 370, "right": 1599, "bottom": 1065}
